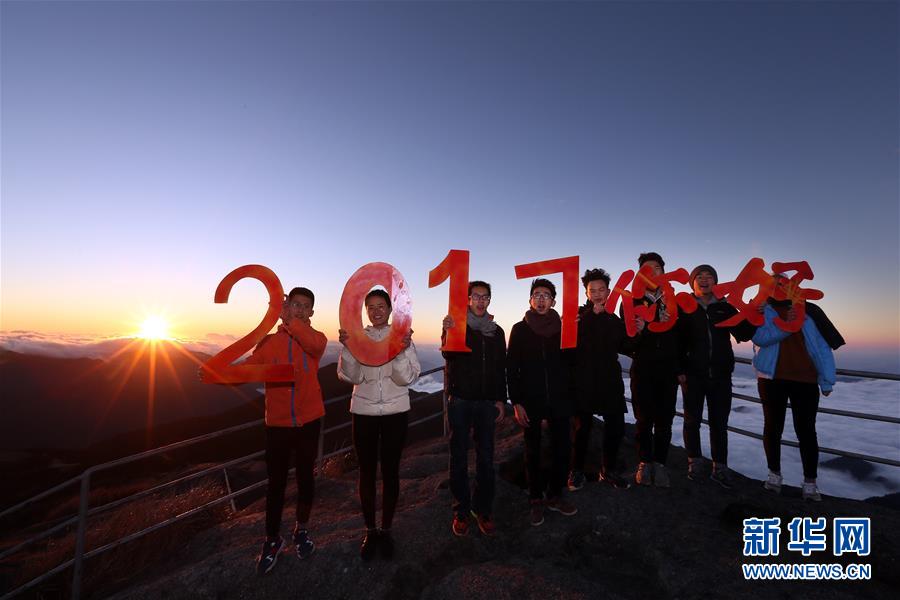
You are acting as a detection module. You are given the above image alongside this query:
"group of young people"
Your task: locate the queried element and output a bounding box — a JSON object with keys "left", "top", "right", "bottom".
{"left": 243, "top": 251, "right": 843, "bottom": 575}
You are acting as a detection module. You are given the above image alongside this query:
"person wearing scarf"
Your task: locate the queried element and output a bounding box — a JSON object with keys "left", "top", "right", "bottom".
{"left": 507, "top": 278, "right": 577, "bottom": 527}
{"left": 442, "top": 281, "right": 507, "bottom": 537}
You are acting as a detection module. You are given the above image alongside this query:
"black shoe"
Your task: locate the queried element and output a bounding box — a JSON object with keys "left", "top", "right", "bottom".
{"left": 360, "top": 529, "right": 379, "bottom": 561}
{"left": 379, "top": 529, "right": 395, "bottom": 559}
{"left": 293, "top": 527, "right": 315, "bottom": 559}
{"left": 600, "top": 470, "right": 631, "bottom": 490}
{"left": 256, "top": 537, "right": 284, "bottom": 575}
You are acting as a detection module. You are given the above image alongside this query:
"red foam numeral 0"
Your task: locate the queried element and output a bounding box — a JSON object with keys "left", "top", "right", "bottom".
{"left": 339, "top": 262, "right": 413, "bottom": 366}
{"left": 200, "top": 265, "right": 293, "bottom": 384}
{"left": 429, "top": 249, "right": 471, "bottom": 352}
{"left": 514, "top": 256, "right": 580, "bottom": 349}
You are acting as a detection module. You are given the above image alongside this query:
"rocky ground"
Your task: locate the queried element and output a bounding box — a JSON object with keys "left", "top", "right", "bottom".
{"left": 107, "top": 413, "right": 898, "bottom": 600}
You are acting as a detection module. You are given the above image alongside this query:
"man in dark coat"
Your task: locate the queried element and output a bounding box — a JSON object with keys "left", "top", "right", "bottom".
{"left": 442, "top": 280, "right": 506, "bottom": 537}
{"left": 678, "top": 264, "right": 756, "bottom": 488}
{"left": 508, "top": 278, "right": 577, "bottom": 526}
{"left": 625, "top": 252, "right": 684, "bottom": 488}
{"left": 569, "top": 268, "right": 633, "bottom": 491}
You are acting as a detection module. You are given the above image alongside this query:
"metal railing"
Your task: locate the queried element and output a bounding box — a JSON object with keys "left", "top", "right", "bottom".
{"left": 0, "top": 366, "right": 445, "bottom": 600}
{"left": 3, "top": 360, "right": 898, "bottom": 598}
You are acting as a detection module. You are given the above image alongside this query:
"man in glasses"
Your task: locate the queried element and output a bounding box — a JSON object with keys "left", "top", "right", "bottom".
{"left": 507, "top": 278, "right": 577, "bottom": 527}
{"left": 442, "top": 281, "right": 507, "bottom": 537}
{"left": 245, "top": 287, "right": 328, "bottom": 575}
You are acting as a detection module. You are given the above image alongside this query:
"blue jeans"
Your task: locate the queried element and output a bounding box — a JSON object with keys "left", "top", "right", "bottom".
{"left": 448, "top": 396, "right": 498, "bottom": 518}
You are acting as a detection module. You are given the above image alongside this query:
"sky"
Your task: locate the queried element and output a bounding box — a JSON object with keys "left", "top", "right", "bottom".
{"left": 2, "top": 0, "right": 898, "bottom": 370}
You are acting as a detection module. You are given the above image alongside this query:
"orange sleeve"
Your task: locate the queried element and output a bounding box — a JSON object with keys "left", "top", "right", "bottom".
{"left": 244, "top": 334, "right": 275, "bottom": 365}
{"left": 286, "top": 320, "right": 328, "bottom": 360}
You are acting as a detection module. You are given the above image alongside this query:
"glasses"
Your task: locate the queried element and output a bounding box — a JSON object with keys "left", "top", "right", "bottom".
{"left": 469, "top": 294, "right": 491, "bottom": 301}
{"left": 289, "top": 302, "right": 309, "bottom": 309}
{"left": 531, "top": 292, "right": 553, "bottom": 300}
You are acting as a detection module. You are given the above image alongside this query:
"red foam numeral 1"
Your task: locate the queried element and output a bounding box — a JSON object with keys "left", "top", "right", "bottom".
{"left": 514, "top": 256, "right": 580, "bottom": 349}
{"left": 429, "top": 249, "right": 471, "bottom": 352}
{"left": 200, "top": 265, "right": 294, "bottom": 384}
{"left": 339, "top": 262, "right": 413, "bottom": 366}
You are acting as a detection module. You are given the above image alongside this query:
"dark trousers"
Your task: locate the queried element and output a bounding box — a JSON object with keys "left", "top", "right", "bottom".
{"left": 523, "top": 415, "right": 571, "bottom": 500}
{"left": 630, "top": 372, "right": 678, "bottom": 464}
{"left": 683, "top": 375, "right": 733, "bottom": 464}
{"left": 448, "top": 397, "right": 498, "bottom": 518}
{"left": 571, "top": 411, "right": 625, "bottom": 473}
{"left": 758, "top": 379, "right": 820, "bottom": 479}
{"left": 265, "top": 420, "right": 321, "bottom": 538}
{"left": 352, "top": 411, "right": 409, "bottom": 530}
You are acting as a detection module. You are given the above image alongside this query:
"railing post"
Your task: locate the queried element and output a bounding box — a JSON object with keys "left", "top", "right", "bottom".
{"left": 222, "top": 468, "right": 237, "bottom": 514}
{"left": 442, "top": 364, "right": 449, "bottom": 438}
{"left": 316, "top": 417, "right": 325, "bottom": 477}
{"left": 71, "top": 471, "right": 91, "bottom": 600}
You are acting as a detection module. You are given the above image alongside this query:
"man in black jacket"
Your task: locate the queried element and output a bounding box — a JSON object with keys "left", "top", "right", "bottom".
{"left": 442, "top": 281, "right": 506, "bottom": 537}
{"left": 569, "top": 268, "right": 633, "bottom": 491}
{"left": 626, "top": 252, "right": 683, "bottom": 488}
{"left": 679, "top": 265, "right": 756, "bottom": 488}
{"left": 508, "top": 278, "right": 577, "bottom": 527}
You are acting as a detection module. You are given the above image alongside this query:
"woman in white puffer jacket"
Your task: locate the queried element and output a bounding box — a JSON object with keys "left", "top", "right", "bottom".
{"left": 337, "top": 289, "right": 420, "bottom": 561}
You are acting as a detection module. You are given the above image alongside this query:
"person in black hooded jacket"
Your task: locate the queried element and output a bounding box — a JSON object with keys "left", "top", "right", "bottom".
{"left": 568, "top": 268, "right": 635, "bottom": 491}
{"left": 678, "top": 264, "right": 756, "bottom": 488}
{"left": 507, "top": 278, "right": 577, "bottom": 526}
{"left": 442, "top": 280, "right": 506, "bottom": 537}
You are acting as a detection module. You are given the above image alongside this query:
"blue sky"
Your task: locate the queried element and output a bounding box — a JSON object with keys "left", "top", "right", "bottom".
{"left": 1, "top": 1, "right": 897, "bottom": 367}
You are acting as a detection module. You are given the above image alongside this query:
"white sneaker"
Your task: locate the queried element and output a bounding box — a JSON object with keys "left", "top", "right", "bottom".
{"left": 763, "top": 471, "right": 782, "bottom": 494}
{"left": 653, "top": 463, "right": 670, "bottom": 488}
{"left": 802, "top": 482, "right": 822, "bottom": 502}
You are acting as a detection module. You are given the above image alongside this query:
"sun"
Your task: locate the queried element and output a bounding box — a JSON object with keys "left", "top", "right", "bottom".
{"left": 137, "top": 315, "right": 172, "bottom": 341}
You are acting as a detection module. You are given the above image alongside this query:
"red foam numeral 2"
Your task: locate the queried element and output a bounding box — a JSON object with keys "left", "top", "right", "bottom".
{"left": 429, "top": 249, "right": 471, "bottom": 352}
{"left": 200, "top": 265, "right": 293, "bottom": 384}
{"left": 514, "top": 256, "right": 580, "bottom": 349}
{"left": 339, "top": 262, "right": 413, "bottom": 366}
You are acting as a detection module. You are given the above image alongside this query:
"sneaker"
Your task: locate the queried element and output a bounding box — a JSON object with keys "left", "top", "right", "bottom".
{"left": 256, "top": 537, "right": 284, "bottom": 575}
{"left": 529, "top": 499, "right": 545, "bottom": 527}
{"left": 470, "top": 511, "right": 496, "bottom": 536}
{"left": 599, "top": 470, "right": 631, "bottom": 490}
{"left": 764, "top": 471, "right": 783, "bottom": 494}
{"left": 709, "top": 467, "right": 734, "bottom": 490}
{"left": 567, "top": 471, "right": 586, "bottom": 491}
{"left": 546, "top": 496, "right": 578, "bottom": 516}
{"left": 360, "top": 529, "right": 379, "bottom": 561}
{"left": 802, "top": 482, "right": 822, "bottom": 502}
{"left": 451, "top": 514, "right": 469, "bottom": 537}
{"left": 635, "top": 462, "right": 653, "bottom": 486}
{"left": 687, "top": 459, "right": 703, "bottom": 482}
{"left": 653, "top": 463, "right": 670, "bottom": 488}
{"left": 379, "top": 529, "right": 395, "bottom": 559}
{"left": 292, "top": 527, "right": 315, "bottom": 559}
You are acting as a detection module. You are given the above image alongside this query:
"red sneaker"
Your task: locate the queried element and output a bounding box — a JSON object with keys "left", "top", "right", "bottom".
{"left": 451, "top": 514, "right": 469, "bottom": 537}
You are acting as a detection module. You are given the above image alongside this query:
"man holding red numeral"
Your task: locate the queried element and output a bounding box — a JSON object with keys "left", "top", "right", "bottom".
{"left": 442, "top": 280, "right": 507, "bottom": 538}
{"left": 507, "top": 278, "right": 578, "bottom": 527}
{"left": 244, "top": 287, "right": 327, "bottom": 575}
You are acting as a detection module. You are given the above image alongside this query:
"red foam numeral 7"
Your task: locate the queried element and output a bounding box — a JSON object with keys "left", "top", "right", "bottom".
{"left": 200, "top": 265, "right": 293, "bottom": 384}
{"left": 429, "top": 249, "right": 471, "bottom": 352}
{"left": 339, "top": 262, "right": 413, "bottom": 366}
{"left": 514, "top": 256, "right": 580, "bottom": 349}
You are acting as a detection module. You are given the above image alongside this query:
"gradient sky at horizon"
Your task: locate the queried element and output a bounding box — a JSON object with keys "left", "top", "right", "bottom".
{"left": 2, "top": 1, "right": 898, "bottom": 361}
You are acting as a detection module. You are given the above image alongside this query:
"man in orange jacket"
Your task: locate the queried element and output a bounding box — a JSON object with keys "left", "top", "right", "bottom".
{"left": 247, "top": 286, "right": 328, "bottom": 575}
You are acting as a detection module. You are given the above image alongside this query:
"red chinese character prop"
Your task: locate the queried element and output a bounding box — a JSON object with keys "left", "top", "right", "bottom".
{"left": 606, "top": 269, "right": 640, "bottom": 336}
{"left": 200, "top": 265, "right": 294, "bottom": 384}
{"left": 514, "top": 256, "right": 579, "bottom": 348}
{"left": 713, "top": 258, "right": 777, "bottom": 328}
{"left": 429, "top": 249, "right": 471, "bottom": 352}
{"left": 769, "top": 261, "right": 824, "bottom": 333}
{"left": 339, "top": 262, "right": 413, "bottom": 366}
{"left": 630, "top": 265, "right": 698, "bottom": 333}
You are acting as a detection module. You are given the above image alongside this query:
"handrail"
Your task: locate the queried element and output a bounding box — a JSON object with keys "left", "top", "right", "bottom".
{"left": 0, "top": 366, "right": 445, "bottom": 600}
{"left": 733, "top": 355, "right": 900, "bottom": 381}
